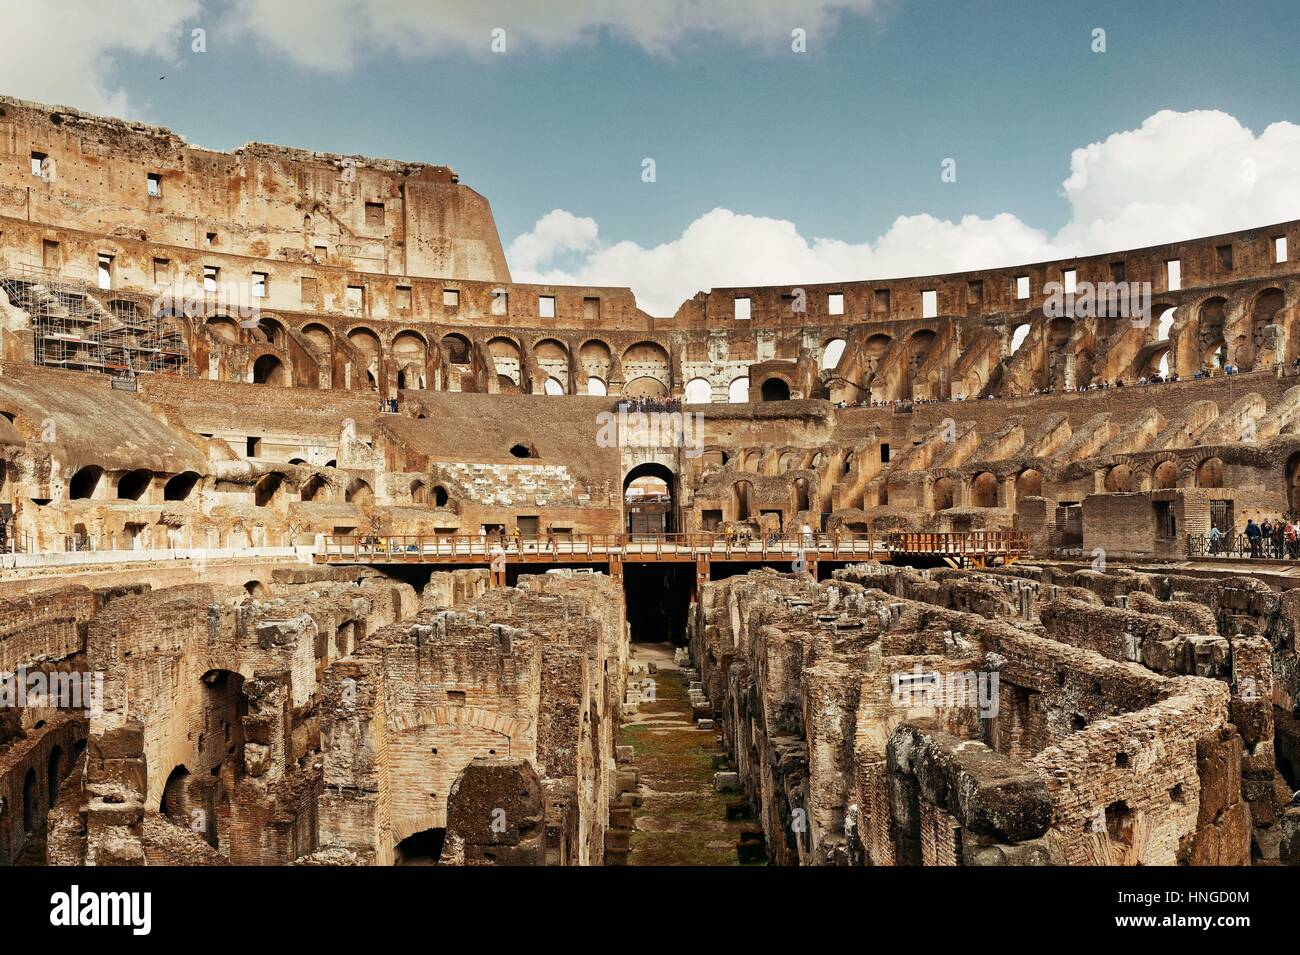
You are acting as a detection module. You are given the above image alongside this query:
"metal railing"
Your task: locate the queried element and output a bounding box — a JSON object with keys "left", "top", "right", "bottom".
{"left": 1188, "top": 533, "right": 1300, "bottom": 560}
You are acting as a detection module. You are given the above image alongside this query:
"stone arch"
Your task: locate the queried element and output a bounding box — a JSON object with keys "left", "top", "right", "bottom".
{"left": 624, "top": 461, "right": 676, "bottom": 534}
{"left": 1196, "top": 456, "right": 1225, "bottom": 489}
{"left": 1015, "top": 468, "right": 1042, "bottom": 501}
{"left": 760, "top": 377, "right": 791, "bottom": 401}
{"left": 253, "top": 316, "right": 286, "bottom": 347}
{"left": 69, "top": 465, "right": 103, "bottom": 500}
{"left": 164, "top": 470, "right": 201, "bottom": 502}
{"left": 1198, "top": 297, "right": 1228, "bottom": 369}
{"left": 971, "top": 471, "right": 999, "bottom": 508}
{"left": 393, "top": 330, "right": 428, "bottom": 390}
{"left": 440, "top": 333, "right": 471, "bottom": 365}
{"left": 345, "top": 478, "right": 373, "bottom": 505}
{"left": 821, "top": 338, "right": 847, "bottom": 370}
{"left": 728, "top": 376, "right": 750, "bottom": 403}
{"left": 733, "top": 479, "right": 754, "bottom": 521}
{"left": 348, "top": 326, "right": 382, "bottom": 389}
{"left": 624, "top": 376, "right": 668, "bottom": 398}
{"left": 117, "top": 468, "right": 152, "bottom": 501}
{"left": 533, "top": 339, "right": 570, "bottom": 393}
{"left": 301, "top": 322, "right": 332, "bottom": 355}
{"left": 932, "top": 476, "right": 956, "bottom": 510}
{"left": 1152, "top": 459, "right": 1179, "bottom": 489}
{"left": 1105, "top": 463, "right": 1137, "bottom": 493}
{"left": 621, "top": 341, "right": 670, "bottom": 391}
{"left": 578, "top": 339, "right": 613, "bottom": 385}
{"left": 487, "top": 337, "right": 522, "bottom": 389}
{"left": 252, "top": 353, "right": 285, "bottom": 385}
{"left": 684, "top": 377, "right": 712, "bottom": 404}
{"left": 205, "top": 315, "right": 240, "bottom": 343}
{"left": 301, "top": 473, "right": 329, "bottom": 502}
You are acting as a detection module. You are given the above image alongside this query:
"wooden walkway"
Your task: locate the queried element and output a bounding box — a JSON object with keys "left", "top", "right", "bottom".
{"left": 317, "top": 530, "right": 1029, "bottom": 577}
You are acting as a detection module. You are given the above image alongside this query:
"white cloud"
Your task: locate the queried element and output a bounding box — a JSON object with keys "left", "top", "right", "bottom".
{"left": 510, "top": 110, "right": 1300, "bottom": 316}
{"left": 506, "top": 210, "right": 599, "bottom": 272}
{"left": 225, "top": 0, "right": 879, "bottom": 71}
{"left": 0, "top": 0, "right": 198, "bottom": 116}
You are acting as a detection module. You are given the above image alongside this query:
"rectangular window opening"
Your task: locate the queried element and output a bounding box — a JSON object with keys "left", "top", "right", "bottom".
{"left": 539, "top": 295, "right": 556, "bottom": 319}
{"left": 734, "top": 296, "right": 751, "bottom": 321}
{"left": 921, "top": 289, "right": 938, "bottom": 319}
{"left": 827, "top": 292, "right": 845, "bottom": 316}
{"left": 1015, "top": 275, "right": 1030, "bottom": 300}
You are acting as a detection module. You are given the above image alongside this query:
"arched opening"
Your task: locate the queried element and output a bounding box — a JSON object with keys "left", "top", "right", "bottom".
{"left": 252, "top": 354, "right": 285, "bottom": 386}
{"left": 587, "top": 377, "right": 608, "bottom": 396}
{"left": 933, "top": 477, "right": 955, "bottom": 510}
{"left": 205, "top": 315, "right": 240, "bottom": 343}
{"left": 733, "top": 480, "right": 754, "bottom": 521}
{"left": 907, "top": 329, "right": 937, "bottom": 392}
{"left": 1009, "top": 323, "right": 1031, "bottom": 355}
{"left": 69, "top": 465, "right": 103, "bottom": 500}
{"left": 441, "top": 334, "right": 471, "bottom": 365}
{"left": 579, "top": 340, "right": 613, "bottom": 387}
{"left": 684, "top": 378, "right": 712, "bottom": 404}
{"left": 160, "top": 765, "right": 190, "bottom": 818}
{"left": 1015, "top": 468, "right": 1042, "bottom": 501}
{"left": 1198, "top": 297, "right": 1228, "bottom": 370}
{"left": 433, "top": 484, "right": 448, "bottom": 507}
{"left": 1156, "top": 307, "right": 1176, "bottom": 342}
{"left": 393, "top": 332, "right": 427, "bottom": 389}
{"left": 117, "top": 469, "right": 151, "bottom": 501}
{"left": 621, "top": 341, "right": 670, "bottom": 394}
{"left": 624, "top": 376, "right": 668, "bottom": 398}
{"left": 164, "top": 471, "right": 200, "bottom": 501}
{"left": 1250, "top": 288, "right": 1285, "bottom": 366}
{"left": 624, "top": 462, "right": 675, "bottom": 535}
{"left": 244, "top": 580, "right": 267, "bottom": 598}
{"left": 792, "top": 477, "right": 811, "bottom": 512}
{"left": 345, "top": 479, "right": 373, "bottom": 505}
{"left": 1105, "top": 464, "right": 1137, "bottom": 493}
{"left": 255, "top": 317, "right": 285, "bottom": 347}
{"left": 728, "top": 377, "right": 750, "bottom": 403}
{"left": 22, "top": 768, "right": 37, "bottom": 833}
{"left": 1146, "top": 346, "right": 1172, "bottom": 379}
{"left": 488, "top": 337, "right": 522, "bottom": 390}
{"left": 47, "top": 745, "right": 63, "bottom": 806}
{"left": 394, "top": 827, "right": 447, "bottom": 865}
{"left": 1288, "top": 453, "right": 1300, "bottom": 514}
{"left": 760, "top": 378, "right": 791, "bottom": 401}
{"left": 1152, "top": 460, "right": 1179, "bottom": 489}
{"left": 254, "top": 472, "right": 283, "bottom": 508}
{"left": 971, "top": 471, "right": 999, "bottom": 508}
{"left": 821, "top": 338, "right": 846, "bottom": 370}
{"left": 1196, "top": 457, "right": 1225, "bottom": 489}
{"left": 302, "top": 323, "right": 332, "bottom": 356}
{"left": 509, "top": 443, "right": 538, "bottom": 459}
{"left": 348, "top": 327, "right": 382, "bottom": 391}
{"left": 300, "top": 473, "right": 328, "bottom": 502}
{"left": 533, "top": 339, "right": 570, "bottom": 393}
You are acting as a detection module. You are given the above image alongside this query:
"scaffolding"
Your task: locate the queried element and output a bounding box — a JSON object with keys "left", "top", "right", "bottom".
{"left": 0, "top": 267, "right": 191, "bottom": 379}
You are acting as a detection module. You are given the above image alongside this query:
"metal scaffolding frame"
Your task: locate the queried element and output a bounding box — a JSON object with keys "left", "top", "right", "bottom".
{"left": 0, "top": 266, "right": 190, "bottom": 378}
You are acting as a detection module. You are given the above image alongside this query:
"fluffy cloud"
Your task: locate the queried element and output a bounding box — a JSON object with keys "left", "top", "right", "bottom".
{"left": 224, "top": 0, "right": 879, "bottom": 70}
{"left": 0, "top": 0, "right": 198, "bottom": 115}
{"left": 511, "top": 110, "right": 1300, "bottom": 316}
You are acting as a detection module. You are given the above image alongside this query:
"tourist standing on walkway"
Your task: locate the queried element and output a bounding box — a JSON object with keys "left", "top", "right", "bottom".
{"left": 1246, "top": 519, "right": 1263, "bottom": 558}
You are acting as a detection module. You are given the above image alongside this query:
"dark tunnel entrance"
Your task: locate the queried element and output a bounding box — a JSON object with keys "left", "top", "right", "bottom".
{"left": 623, "top": 564, "right": 693, "bottom": 644}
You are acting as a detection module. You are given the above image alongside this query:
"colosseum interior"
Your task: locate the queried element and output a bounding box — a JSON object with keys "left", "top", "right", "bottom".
{"left": 0, "top": 92, "right": 1298, "bottom": 873}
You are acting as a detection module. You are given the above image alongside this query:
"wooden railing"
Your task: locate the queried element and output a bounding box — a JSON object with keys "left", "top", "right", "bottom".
{"left": 886, "top": 530, "right": 1030, "bottom": 556}
{"left": 318, "top": 530, "right": 1030, "bottom": 563}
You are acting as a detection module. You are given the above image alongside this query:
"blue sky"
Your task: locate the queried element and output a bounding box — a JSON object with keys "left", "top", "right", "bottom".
{"left": 5, "top": 0, "right": 1300, "bottom": 312}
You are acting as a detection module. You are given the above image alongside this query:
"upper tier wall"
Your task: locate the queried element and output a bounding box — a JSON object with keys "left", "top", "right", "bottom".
{"left": 0, "top": 95, "right": 511, "bottom": 283}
